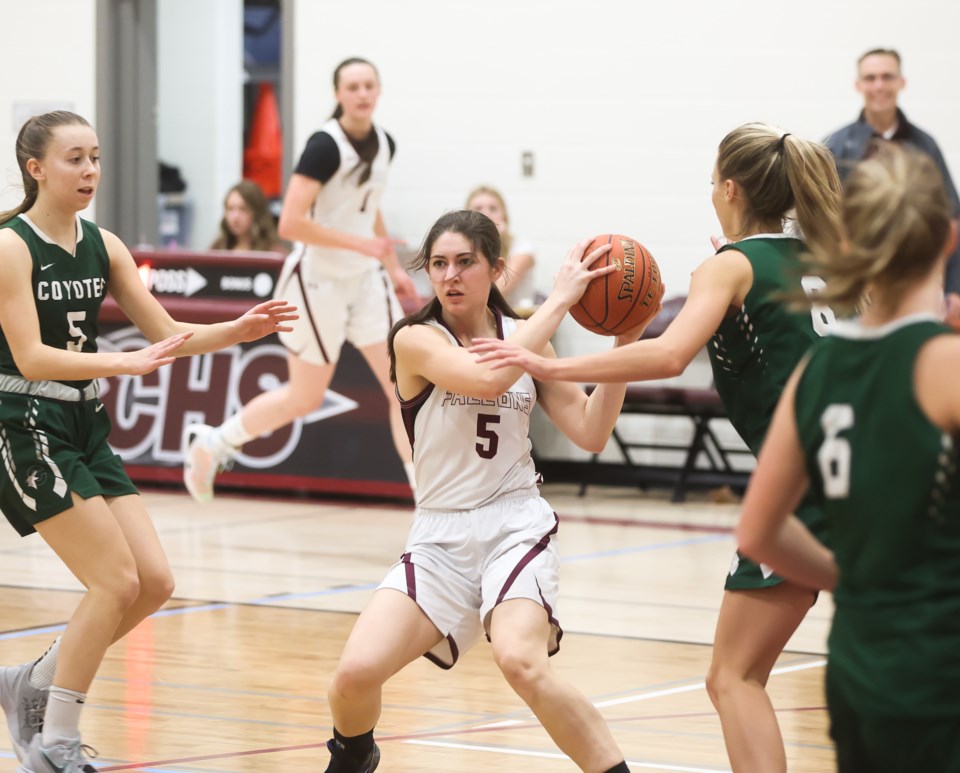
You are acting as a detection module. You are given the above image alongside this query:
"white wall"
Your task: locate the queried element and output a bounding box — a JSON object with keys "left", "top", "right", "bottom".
{"left": 0, "top": 0, "right": 244, "bottom": 249}
{"left": 158, "top": 0, "right": 245, "bottom": 249}
{"left": 291, "top": 0, "right": 960, "bottom": 460}
{"left": 0, "top": 0, "right": 97, "bottom": 218}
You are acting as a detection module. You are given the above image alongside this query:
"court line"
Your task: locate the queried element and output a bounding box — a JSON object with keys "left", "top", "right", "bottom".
{"left": 0, "top": 528, "right": 728, "bottom": 642}
{"left": 593, "top": 658, "right": 826, "bottom": 709}
{"left": 0, "top": 499, "right": 733, "bottom": 621}
{"left": 0, "top": 602, "right": 230, "bottom": 642}
{"left": 561, "top": 533, "right": 729, "bottom": 563}
{"left": 404, "top": 739, "right": 729, "bottom": 772}
{"left": 559, "top": 512, "right": 734, "bottom": 535}
{"left": 248, "top": 583, "right": 379, "bottom": 605}
{"left": 95, "top": 696, "right": 825, "bottom": 770}
{"left": 39, "top": 656, "right": 822, "bottom": 744}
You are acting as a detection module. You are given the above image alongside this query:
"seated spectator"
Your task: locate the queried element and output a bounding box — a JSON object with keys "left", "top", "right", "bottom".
{"left": 211, "top": 180, "right": 287, "bottom": 252}
{"left": 465, "top": 185, "right": 539, "bottom": 309}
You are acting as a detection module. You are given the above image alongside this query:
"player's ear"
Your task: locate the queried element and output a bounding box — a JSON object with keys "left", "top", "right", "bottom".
{"left": 724, "top": 178, "right": 737, "bottom": 202}
{"left": 942, "top": 220, "right": 958, "bottom": 258}
{"left": 25, "top": 158, "right": 44, "bottom": 182}
{"left": 493, "top": 256, "right": 507, "bottom": 279}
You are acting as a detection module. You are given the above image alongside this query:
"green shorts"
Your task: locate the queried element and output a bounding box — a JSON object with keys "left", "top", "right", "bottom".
{"left": 0, "top": 391, "right": 138, "bottom": 536}
{"left": 725, "top": 496, "right": 827, "bottom": 591}
{"left": 828, "top": 668, "right": 960, "bottom": 772}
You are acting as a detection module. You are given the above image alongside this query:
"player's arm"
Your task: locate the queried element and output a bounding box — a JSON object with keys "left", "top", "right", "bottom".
{"left": 104, "top": 229, "right": 297, "bottom": 355}
{"left": 374, "top": 209, "right": 416, "bottom": 303}
{"left": 534, "top": 329, "right": 642, "bottom": 452}
{"left": 472, "top": 249, "right": 753, "bottom": 383}
{"left": 395, "top": 241, "right": 617, "bottom": 399}
{"left": 0, "top": 230, "right": 187, "bottom": 379}
{"left": 736, "top": 362, "right": 838, "bottom": 591}
{"left": 276, "top": 174, "right": 398, "bottom": 261}
{"left": 394, "top": 312, "right": 569, "bottom": 402}
{"left": 912, "top": 332, "right": 960, "bottom": 432}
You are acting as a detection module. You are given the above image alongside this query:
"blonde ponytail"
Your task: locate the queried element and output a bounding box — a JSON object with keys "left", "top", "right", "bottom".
{"left": 804, "top": 143, "right": 952, "bottom": 315}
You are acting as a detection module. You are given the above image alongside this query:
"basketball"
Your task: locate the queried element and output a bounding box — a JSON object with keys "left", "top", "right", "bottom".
{"left": 569, "top": 234, "right": 664, "bottom": 336}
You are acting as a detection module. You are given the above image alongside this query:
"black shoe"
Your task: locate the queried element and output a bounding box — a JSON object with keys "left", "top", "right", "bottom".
{"left": 325, "top": 738, "right": 380, "bottom": 772}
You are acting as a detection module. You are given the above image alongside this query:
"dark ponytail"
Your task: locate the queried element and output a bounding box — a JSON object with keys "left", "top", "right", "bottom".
{"left": 329, "top": 57, "right": 379, "bottom": 120}
{"left": 387, "top": 210, "right": 519, "bottom": 383}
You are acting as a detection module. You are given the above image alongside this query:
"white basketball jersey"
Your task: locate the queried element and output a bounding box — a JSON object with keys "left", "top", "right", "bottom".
{"left": 404, "top": 313, "right": 539, "bottom": 510}
{"left": 302, "top": 118, "right": 391, "bottom": 278}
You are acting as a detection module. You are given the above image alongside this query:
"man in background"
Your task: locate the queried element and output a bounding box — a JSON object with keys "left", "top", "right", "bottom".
{"left": 825, "top": 48, "right": 960, "bottom": 318}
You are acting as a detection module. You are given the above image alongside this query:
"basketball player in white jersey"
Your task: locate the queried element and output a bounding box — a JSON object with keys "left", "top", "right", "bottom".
{"left": 184, "top": 57, "right": 418, "bottom": 502}
{"left": 322, "top": 210, "right": 647, "bottom": 773}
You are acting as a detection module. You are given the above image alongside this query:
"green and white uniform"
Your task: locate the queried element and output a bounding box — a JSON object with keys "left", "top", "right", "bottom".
{"left": 0, "top": 214, "right": 136, "bottom": 536}
{"left": 709, "top": 235, "right": 830, "bottom": 590}
{"left": 795, "top": 315, "right": 960, "bottom": 771}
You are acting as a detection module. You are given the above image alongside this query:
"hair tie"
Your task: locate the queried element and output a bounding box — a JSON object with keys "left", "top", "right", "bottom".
{"left": 777, "top": 133, "right": 791, "bottom": 152}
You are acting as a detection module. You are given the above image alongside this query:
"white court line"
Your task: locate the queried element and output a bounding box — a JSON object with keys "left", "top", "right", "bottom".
{"left": 404, "top": 739, "right": 728, "bottom": 772}
{"left": 433, "top": 658, "right": 827, "bottom": 769}
{"left": 594, "top": 658, "right": 827, "bottom": 709}
{"left": 473, "top": 719, "right": 526, "bottom": 729}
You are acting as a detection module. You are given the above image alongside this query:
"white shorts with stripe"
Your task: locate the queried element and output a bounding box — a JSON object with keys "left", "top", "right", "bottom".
{"left": 379, "top": 489, "right": 561, "bottom": 669}
{"left": 274, "top": 246, "right": 403, "bottom": 365}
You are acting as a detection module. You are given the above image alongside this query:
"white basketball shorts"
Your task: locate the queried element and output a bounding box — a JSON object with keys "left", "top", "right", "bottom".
{"left": 274, "top": 247, "right": 403, "bottom": 365}
{"left": 379, "top": 491, "right": 562, "bottom": 669}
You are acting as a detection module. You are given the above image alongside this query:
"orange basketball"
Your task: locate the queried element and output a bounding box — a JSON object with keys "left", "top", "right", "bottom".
{"left": 569, "top": 234, "right": 664, "bottom": 336}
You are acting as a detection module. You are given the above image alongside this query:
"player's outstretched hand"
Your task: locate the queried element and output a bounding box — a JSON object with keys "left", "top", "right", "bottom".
{"left": 468, "top": 339, "right": 554, "bottom": 381}
{"left": 364, "top": 236, "right": 407, "bottom": 262}
{"left": 124, "top": 332, "right": 193, "bottom": 375}
{"left": 615, "top": 298, "right": 665, "bottom": 345}
{"left": 550, "top": 239, "right": 616, "bottom": 308}
{"left": 390, "top": 268, "right": 419, "bottom": 306}
{"left": 230, "top": 300, "right": 299, "bottom": 342}
{"left": 710, "top": 235, "right": 729, "bottom": 252}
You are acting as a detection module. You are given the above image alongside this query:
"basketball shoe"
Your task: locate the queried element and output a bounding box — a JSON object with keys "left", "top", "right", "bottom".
{"left": 325, "top": 738, "right": 380, "bottom": 772}
{"left": 183, "top": 424, "right": 236, "bottom": 504}
{"left": 0, "top": 661, "right": 47, "bottom": 761}
{"left": 16, "top": 734, "right": 97, "bottom": 772}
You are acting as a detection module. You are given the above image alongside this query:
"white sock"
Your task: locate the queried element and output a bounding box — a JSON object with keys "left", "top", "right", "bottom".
{"left": 42, "top": 686, "right": 85, "bottom": 746}
{"left": 28, "top": 637, "right": 60, "bottom": 689}
{"left": 220, "top": 413, "right": 255, "bottom": 449}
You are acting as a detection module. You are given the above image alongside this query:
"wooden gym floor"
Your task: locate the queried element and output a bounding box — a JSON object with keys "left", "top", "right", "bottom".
{"left": 0, "top": 483, "right": 834, "bottom": 772}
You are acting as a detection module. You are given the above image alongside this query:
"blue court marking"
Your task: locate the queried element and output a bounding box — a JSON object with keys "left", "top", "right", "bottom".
{"left": 247, "top": 582, "right": 379, "bottom": 605}
{"left": 0, "top": 624, "right": 67, "bottom": 641}
{"left": 150, "top": 603, "right": 231, "bottom": 618}
{"left": 560, "top": 533, "right": 730, "bottom": 563}
{"left": 250, "top": 535, "right": 730, "bottom": 603}
{"left": 0, "top": 531, "right": 733, "bottom": 641}
{"left": 0, "top": 603, "right": 229, "bottom": 641}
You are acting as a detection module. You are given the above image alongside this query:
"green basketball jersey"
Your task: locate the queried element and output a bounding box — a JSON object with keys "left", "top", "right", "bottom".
{"left": 0, "top": 215, "right": 110, "bottom": 389}
{"left": 709, "top": 236, "right": 825, "bottom": 454}
{"left": 796, "top": 315, "right": 960, "bottom": 717}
